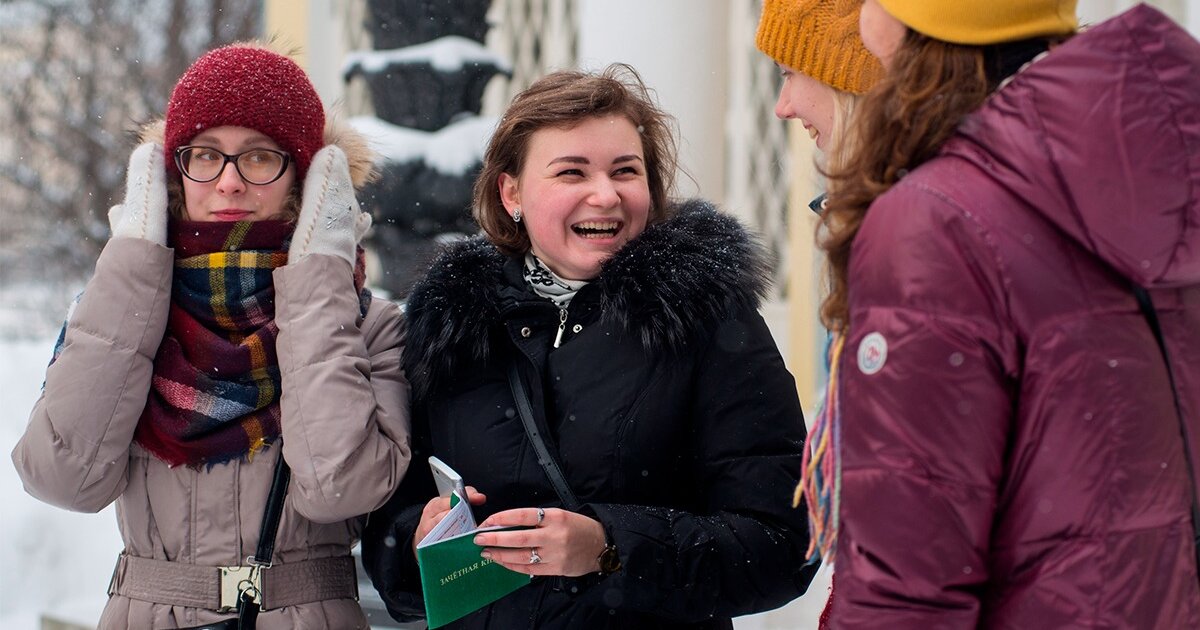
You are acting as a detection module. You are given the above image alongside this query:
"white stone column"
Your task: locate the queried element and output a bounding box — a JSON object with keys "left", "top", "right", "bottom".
{"left": 264, "top": 0, "right": 351, "bottom": 110}
{"left": 1079, "top": 0, "right": 1191, "bottom": 28}
{"left": 304, "top": 0, "right": 349, "bottom": 108}
{"left": 1077, "top": 0, "right": 1122, "bottom": 25}
{"left": 576, "top": 0, "right": 729, "bottom": 205}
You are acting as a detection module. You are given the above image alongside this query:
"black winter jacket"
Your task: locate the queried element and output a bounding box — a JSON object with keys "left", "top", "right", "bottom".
{"left": 363, "top": 201, "right": 818, "bottom": 629}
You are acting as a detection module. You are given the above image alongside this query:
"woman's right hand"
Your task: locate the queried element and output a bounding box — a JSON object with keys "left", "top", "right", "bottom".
{"left": 412, "top": 486, "right": 487, "bottom": 560}
{"left": 107, "top": 142, "right": 168, "bottom": 245}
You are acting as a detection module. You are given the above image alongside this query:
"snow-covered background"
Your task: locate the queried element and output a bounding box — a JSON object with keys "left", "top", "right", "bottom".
{"left": 0, "top": 330, "right": 120, "bottom": 629}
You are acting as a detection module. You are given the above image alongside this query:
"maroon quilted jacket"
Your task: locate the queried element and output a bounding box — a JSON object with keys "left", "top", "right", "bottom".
{"left": 831, "top": 5, "right": 1200, "bottom": 628}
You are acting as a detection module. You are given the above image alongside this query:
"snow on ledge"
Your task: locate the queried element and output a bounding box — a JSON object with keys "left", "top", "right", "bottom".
{"left": 349, "top": 115, "right": 498, "bottom": 175}
{"left": 343, "top": 36, "right": 512, "bottom": 76}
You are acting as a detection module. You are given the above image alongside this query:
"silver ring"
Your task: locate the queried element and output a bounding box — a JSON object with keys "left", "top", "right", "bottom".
{"left": 529, "top": 548, "right": 541, "bottom": 565}
{"left": 536, "top": 507, "right": 545, "bottom": 525}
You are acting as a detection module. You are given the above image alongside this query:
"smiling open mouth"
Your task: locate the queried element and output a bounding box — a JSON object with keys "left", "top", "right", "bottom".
{"left": 572, "top": 221, "right": 622, "bottom": 239}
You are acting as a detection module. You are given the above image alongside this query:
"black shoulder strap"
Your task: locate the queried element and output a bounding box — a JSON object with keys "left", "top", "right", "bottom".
{"left": 1132, "top": 285, "right": 1200, "bottom": 582}
{"left": 229, "top": 448, "right": 290, "bottom": 626}
{"left": 507, "top": 361, "right": 582, "bottom": 511}
{"left": 253, "top": 450, "right": 291, "bottom": 565}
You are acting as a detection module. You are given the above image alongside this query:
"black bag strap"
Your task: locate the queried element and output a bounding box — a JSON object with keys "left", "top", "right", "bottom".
{"left": 238, "top": 449, "right": 291, "bottom": 628}
{"left": 182, "top": 451, "right": 289, "bottom": 629}
{"left": 253, "top": 451, "right": 291, "bottom": 565}
{"left": 1132, "top": 285, "right": 1200, "bottom": 581}
{"left": 507, "top": 361, "right": 582, "bottom": 511}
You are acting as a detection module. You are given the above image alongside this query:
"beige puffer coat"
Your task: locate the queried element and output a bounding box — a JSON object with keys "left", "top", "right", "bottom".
{"left": 11, "top": 122, "right": 411, "bottom": 629}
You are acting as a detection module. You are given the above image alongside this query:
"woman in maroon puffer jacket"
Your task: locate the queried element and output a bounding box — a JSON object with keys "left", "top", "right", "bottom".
{"left": 814, "top": 2, "right": 1200, "bottom": 628}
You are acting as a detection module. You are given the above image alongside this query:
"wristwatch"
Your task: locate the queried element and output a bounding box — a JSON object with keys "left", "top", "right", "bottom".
{"left": 597, "top": 541, "right": 621, "bottom": 575}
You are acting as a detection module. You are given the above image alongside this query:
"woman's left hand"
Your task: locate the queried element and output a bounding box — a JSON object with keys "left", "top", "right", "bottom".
{"left": 288, "top": 145, "right": 372, "bottom": 266}
{"left": 474, "top": 508, "right": 607, "bottom": 577}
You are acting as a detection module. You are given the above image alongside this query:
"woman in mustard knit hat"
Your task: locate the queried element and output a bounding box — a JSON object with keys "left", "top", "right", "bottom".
{"left": 756, "top": 0, "right": 882, "bottom": 174}
{"left": 13, "top": 43, "right": 413, "bottom": 629}
{"left": 818, "top": 1, "right": 1200, "bottom": 627}
{"left": 755, "top": 3, "right": 884, "bottom": 626}
{"left": 756, "top": 3, "right": 884, "bottom": 627}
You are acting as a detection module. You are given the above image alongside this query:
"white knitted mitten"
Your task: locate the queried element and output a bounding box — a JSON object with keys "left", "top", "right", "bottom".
{"left": 107, "top": 142, "right": 168, "bottom": 245}
{"left": 288, "top": 145, "right": 371, "bottom": 267}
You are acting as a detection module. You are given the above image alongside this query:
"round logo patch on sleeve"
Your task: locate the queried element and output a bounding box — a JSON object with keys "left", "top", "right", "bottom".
{"left": 857, "top": 332, "right": 888, "bottom": 375}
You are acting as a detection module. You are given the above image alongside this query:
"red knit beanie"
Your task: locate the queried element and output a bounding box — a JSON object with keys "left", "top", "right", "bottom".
{"left": 164, "top": 44, "right": 325, "bottom": 180}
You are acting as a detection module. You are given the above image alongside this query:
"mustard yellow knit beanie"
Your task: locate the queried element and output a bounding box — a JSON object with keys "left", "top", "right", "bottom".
{"left": 756, "top": 0, "right": 883, "bottom": 95}
{"left": 877, "top": 0, "right": 1078, "bottom": 45}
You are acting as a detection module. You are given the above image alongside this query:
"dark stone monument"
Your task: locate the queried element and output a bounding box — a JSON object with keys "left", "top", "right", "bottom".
{"left": 346, "top": 0, "right": 510, "bottom": 298}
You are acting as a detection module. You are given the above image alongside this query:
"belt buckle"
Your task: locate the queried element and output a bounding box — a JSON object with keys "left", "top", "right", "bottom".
{"left": 218, "top": 565, "right": 261, "bottom": 612}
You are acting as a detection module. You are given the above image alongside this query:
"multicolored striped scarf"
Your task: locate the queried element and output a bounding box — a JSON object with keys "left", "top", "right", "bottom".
{"left": 134, "top": 219, "right": 293, "bottom": 467}
{"left": 794, "top": 333, "right": 845, "bottom": 563}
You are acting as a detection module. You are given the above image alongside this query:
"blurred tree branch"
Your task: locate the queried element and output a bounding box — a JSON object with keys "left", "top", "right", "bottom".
{"left": 0, "top": 0, "right": 261, "bottom": 284}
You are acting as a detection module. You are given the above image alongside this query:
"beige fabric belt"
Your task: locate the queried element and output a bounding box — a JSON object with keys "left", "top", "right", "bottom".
{"left": 108, "top": 553, "right": 359, "bottom": 611}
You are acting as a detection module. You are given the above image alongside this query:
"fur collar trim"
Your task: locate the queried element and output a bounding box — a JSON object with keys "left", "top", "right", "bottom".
{"left": 402, "top": 199, "right": 773, "bottom": 398}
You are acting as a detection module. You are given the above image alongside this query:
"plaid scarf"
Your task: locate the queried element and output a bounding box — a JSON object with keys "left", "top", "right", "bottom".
{"left": 134, "top": 219, "right": 291, "bottom": 467}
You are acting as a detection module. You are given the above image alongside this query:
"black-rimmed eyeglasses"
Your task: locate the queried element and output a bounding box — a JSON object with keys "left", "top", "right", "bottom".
{"left": 174, "top": 146, "right": 291, "bottom": 185}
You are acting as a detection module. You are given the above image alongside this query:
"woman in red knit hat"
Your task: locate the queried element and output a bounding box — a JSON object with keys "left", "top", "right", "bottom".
{"left": 13, "top": 43, "right": 412, "bottom": 629}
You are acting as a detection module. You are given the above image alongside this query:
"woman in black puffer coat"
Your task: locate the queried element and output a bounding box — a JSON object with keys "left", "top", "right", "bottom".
{"left": 362, "top": 64, "right": 818, "bottom": 629}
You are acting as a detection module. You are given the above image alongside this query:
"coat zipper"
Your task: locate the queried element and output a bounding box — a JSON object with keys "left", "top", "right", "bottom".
{"left": 552, "top": 307, "right": 568, "bottom": 348}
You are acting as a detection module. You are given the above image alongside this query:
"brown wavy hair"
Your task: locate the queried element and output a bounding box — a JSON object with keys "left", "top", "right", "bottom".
{"left": 818, "top": 29, "right": 1071, "bottom": 331}
{"left": 818, "top": 31, "right": 992, "bottom": 331}
{"left": 473, "top": 63, "right": 679, "bottom": 256}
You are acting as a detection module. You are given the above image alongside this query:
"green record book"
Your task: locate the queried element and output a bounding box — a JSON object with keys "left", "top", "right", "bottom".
{"left": 417, "top": 524, "right": 532, "bottom": 628}
{"left": 415, "top": 481, "right": 532, "bottom": 628}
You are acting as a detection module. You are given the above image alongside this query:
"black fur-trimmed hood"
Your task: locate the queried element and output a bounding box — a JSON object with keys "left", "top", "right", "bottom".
{"left": 402, "top": 199, "right": 773, "bottom": 399}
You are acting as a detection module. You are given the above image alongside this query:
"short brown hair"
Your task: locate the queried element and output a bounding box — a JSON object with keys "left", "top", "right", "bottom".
{"left": 473, "top": 64, "right": 679, "bottom": 256}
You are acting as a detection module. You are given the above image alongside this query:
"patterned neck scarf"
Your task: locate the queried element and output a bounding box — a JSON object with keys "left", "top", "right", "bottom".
{"left": 523, "top": 253, "right": 588, "bottom": 307}
{"left": 134, "top": 219, "right": 291, "bottom": 467}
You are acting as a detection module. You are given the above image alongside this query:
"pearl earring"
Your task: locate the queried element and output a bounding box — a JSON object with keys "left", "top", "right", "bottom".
{"left": 512, "top": 207, "right": 522, "bottom": 223}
